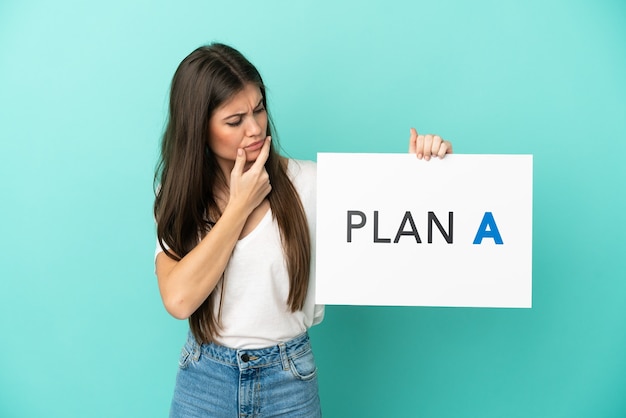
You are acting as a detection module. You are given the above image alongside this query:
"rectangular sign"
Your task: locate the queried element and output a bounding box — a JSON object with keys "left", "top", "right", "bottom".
{"left": 315, "top": 153, "right": 533, "bottom": 308}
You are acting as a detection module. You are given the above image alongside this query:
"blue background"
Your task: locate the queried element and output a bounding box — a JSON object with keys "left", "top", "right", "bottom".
{"left": 1, "top": 1, "right": 625, "bottom": 416}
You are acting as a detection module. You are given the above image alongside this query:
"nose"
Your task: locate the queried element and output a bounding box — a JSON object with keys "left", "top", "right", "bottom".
{"left": 245, "top": 115, "right": 262, "bottom": 137}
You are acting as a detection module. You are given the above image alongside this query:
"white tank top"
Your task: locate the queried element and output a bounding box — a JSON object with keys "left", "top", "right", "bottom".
{"left": 155, "top": 159, "right": 324, "bottom": 349}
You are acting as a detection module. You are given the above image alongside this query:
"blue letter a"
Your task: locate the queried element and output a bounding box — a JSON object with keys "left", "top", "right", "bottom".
{"left": 473, "top": 212, "right": 503, "bottom": 245}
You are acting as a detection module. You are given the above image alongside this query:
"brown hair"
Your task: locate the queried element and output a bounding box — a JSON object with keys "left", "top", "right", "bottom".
{"left": 154, "top": 43, "right": 311, "bottom": 343}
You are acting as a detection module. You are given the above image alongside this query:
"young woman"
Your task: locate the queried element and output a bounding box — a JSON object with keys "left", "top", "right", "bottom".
{"left": 154, "top": 43, "right": 452, "bottom": 417}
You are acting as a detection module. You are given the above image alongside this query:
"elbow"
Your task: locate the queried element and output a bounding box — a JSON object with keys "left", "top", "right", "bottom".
{"left": 162, "top": 295, "right": 194, "bottom": 320}
{"left": 167, "top": 306, "right": 191, "bottom": 321}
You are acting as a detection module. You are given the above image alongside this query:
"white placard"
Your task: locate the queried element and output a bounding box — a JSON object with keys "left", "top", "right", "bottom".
{"left": 315, "top": 153, "right": 532, "bottom": 308}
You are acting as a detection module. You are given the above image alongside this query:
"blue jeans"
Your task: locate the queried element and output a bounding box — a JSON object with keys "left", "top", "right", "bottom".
{"left": 170, "top": 331, "right": 321, "bottom": 417}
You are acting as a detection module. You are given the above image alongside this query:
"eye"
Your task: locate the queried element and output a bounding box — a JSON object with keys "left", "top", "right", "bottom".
{"left": 254, "top": 104, "right": 266, "bottom": 114}
{"left": 226, "top": 119, "right": 242, "bottom": 127}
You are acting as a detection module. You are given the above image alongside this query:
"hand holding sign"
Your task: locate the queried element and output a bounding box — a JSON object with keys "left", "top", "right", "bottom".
{"left": 408, "top": 128, "right": 453, "bottom": 160}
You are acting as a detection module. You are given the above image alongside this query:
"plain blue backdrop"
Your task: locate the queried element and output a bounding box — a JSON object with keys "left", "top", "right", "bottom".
{"left": 1, "top": 1, "right": 625, "bottom": 417}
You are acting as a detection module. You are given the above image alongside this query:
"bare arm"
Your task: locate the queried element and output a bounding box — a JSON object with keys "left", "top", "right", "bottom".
{"left": 156, "top": 137, "right": 272, "bottom": 319}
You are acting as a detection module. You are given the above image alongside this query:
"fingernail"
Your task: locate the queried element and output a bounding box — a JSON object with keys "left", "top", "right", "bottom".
{"left": 237, "top": 148, "right": 243, "bottom": 156}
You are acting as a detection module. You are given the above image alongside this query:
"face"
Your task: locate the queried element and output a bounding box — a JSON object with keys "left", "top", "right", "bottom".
{"left": 208, "top": 83, "right": 268, "bottom": 174}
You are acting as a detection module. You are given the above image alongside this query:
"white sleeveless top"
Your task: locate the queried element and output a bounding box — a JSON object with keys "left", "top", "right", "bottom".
{"left": 155, "top": 159, "right": 324, "bottom": 349}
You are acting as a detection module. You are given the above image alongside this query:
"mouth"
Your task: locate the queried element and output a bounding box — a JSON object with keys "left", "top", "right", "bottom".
{"left": 244, "top": 140, "right": 264, "bottom": 151}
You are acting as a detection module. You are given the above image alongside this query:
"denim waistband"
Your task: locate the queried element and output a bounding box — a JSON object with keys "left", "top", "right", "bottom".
{"left": 187, "top": 332, "right": 311, "bottom": 371}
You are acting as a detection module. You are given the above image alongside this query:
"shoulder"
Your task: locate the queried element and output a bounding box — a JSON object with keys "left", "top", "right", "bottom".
{"left": 286, "top": 159, "right": 316, "bottom": 208}
{"left": 286, "top": 159, "right": 316, "bottom": 180}
{"left": 286, "top": 159, "right": 316, "bottom": 190}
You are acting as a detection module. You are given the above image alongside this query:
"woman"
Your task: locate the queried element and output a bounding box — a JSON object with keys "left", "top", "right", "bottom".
{"left": 154, "top": 43, "right": 452, "bottom": 417}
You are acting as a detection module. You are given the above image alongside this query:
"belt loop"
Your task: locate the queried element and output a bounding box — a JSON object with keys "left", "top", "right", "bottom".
{"left": 192, "top": 344, "right": 201, "bottom": 361}
{"left": 279, "top": 342, "right": 289, "bottom": 371}
{"left": 190, "top": 335, "right": 201, "bottom": 361}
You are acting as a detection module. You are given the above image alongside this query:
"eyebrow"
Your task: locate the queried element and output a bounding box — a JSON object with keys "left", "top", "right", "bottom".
{"left": 221, "top": 98, "right": 264, "bottom": 121}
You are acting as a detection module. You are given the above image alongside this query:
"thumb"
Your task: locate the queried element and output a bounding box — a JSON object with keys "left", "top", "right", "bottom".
{"left": 408, "top": 127, "right": 417, "bottom": 154}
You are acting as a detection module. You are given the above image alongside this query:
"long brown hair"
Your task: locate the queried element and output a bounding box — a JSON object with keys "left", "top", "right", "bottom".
{"left": 154, "top": 44, "right": 311, "bottom": 343}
